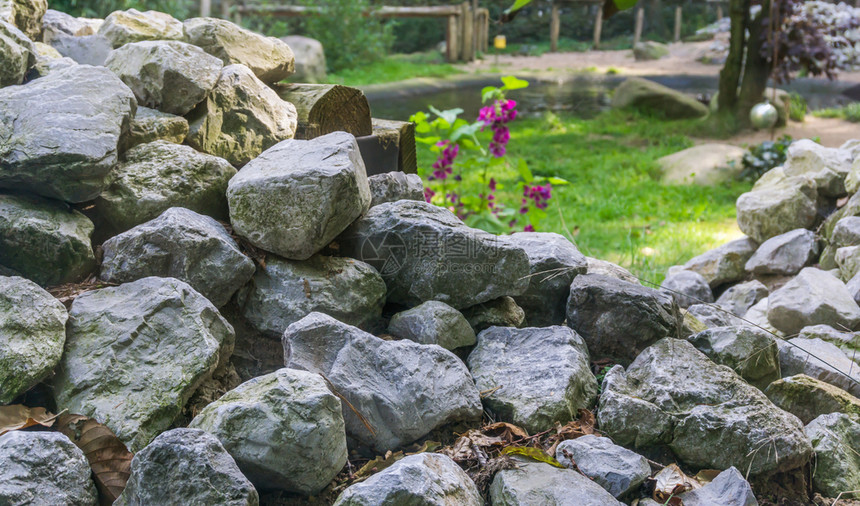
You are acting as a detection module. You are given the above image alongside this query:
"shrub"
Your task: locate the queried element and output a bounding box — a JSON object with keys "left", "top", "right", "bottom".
{"left": 788, "top": 92, "right": 807, "bottom": 122}
{"left": 739, "top": 135, "right": 793, "bottom": 181}
{"left": 51, "top": 0, "right": 195, "bottom": 19}
{"left": 845, "top": 102, "right": 860, "bottom": 123}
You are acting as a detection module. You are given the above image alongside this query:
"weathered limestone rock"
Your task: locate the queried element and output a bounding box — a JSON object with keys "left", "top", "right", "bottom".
{"left": 283, "top": 312, "right": 482, "bottom": 451}
{"left": 745, "top": 229, "right": 819, "bottom": 276}
{"left": 683, "top": 237, "right": 758, "bottom": 288}
{"left": 0, "top": 0, "right": 46, "bottom": 39}
{"left": 100, "top": 207, "right": 256, "bottom": 307}
{"left": 368, "top": 171, "right": 423, "bottom": 207}
{"left": 334, "top": 453, "right": 481, "bottom": 506}
{"left": 783, "top": 138, "right": 852, "bottom": 197}
{"left": 53, "top": 277, "right": 235, "bottom": 451}
{"left": 0, "top": 276, "right": 67, "bottom": 403}
{"left": 797, "top": 324, "right": 860, "bottom": 358}
{"left": 490, "top": 460, "right": 623, "bottom": 505}
{"left": 736, "top": 176, "right": 818, "bottom": 243}
{"left": 0, "top": 193, "right": 95, "bottom": 286}
{"left": 633, "top": 40, "right": 669, "bottom": 60}
{"left": 0, "top": 65, "right": 136, "bottom": 203}
{"left": 686, "top": 303, "right": 743, "bottom": 328}
{"left": 567, "top": 274, "right": 679, "bottom": 365}
{"left": 659, "top": 269, "right": 713, "bottom": 308}
{"left": 96, "top": 141, "right": 235, "bottom": 235}
{"left": 586, "top": 256, "right": 640, "bottom": 283}
{"left": 611, "top": 77, "right": 708, "bottom": 119}
{"left": 767, "top": 268, "right": 860, "bottom": 335}
{"left": 805, "top": 413, "right": 860, "bottom": 497}
{"left": 468, "top": 326, "right": 598, "bottom": 433}
{"left": 687, "top": 326, "right": 780, "bottom": 389}
{"left": 387, "top": 300, "right": 475, "bottom": 350}
{"left": 555, "top": 435, "right": 650, "bottom": 498}
{"left": 281, "top": 35, "right": 326, "bottom": 83}
{"left": 461, "top": 296, "right": 525, "bottom": 332}
{"left": 338, "top": 200, "right": 530, "bottom": 309}
{"left": 183, "top": 17, "right": 294, "bottom": 83}
{"left": 0, "top": 19, "right": 35, "bottom": 87}
{"left": 778, "top": 337, "right": 860, "bottom": 397}
{"left": 745, "top": 297, "right": 783, "bottom": 337}
{"left": 119, "top": 106, "right": 189, "bottom": 152}
{"left": 41, "top": 9, "right": 97, "bottom": 38}
{"left": 98, "top": 9, "right": 183, "bottom": 48}
{"left": 0, "top": 431, "right": 97, "bottom": 506}
{"left": 765, "top": 374, "right": 860, "bottom": 424}
{"left": 659, "top": 143, "right": 747, "bottom": 185}
{"left": 227, "top": 131, "right": 369, "bottom": 260}
{"left": 45, "top": 32, "right": 111, "bottom": 66}
{"left": 106, "top": 40, "right": 223, "bottom": 116}
{"left": 677, "top": 467, "right": 758, "bottom": 506}
{"left": 715, "top": 280, "right": 769, "bottom": 317}
{"left": 237, "top": 254, "right": 385, "bottom": 337}
{"left": 114, "top": 428, "right": 259, "bottom": 506}
{"left": 189, "top": 369, "right": 346, "bottom": 496}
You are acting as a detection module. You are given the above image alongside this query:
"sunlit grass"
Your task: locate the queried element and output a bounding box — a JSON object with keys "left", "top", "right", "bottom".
{"left": 328, "top": 51, "right": 463, "bottom": 86}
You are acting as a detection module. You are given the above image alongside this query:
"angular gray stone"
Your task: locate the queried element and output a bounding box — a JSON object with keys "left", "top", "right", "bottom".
{"left": 715, "top": 280, "right": 769, "bottom": 318}
{"left": 503, "top": 231, "right": 587, "bottom": 326}
{"left": 334, "top": 453, "right": 481, "bottom": 506}
{"left": 115, "top": 428, "right": 259, "bottom": 506}
{"left": 106, "top": 40, "right": 223, "bottom": 116}
{"left": 659, "top": 269, "right": 713, "bottom": 308}
{"left": 0, "top": 0, "right": 46, "bottom": 39}
{"left": 237, "top": 254, "right": 385, "bottom": 337}
{"left": 737, "top": 176, "right": 818, "bottom": 243}
{"left": 0, "top": 276, "right": 67, "bottom": 403}
{"left": 489, "top": 460, "right": 623, "bottom": 506}
{"left": 677, "top": 467, "right": 757, "bottom": 506}
{"left": 0, "top": 19, "right": 34, "bottom": 87}
{"left": 586, "top": 256, "right": 639, "bottom": 284}
{"left": 687, "top": 326, "right": 780, "bottom": 389}
{"left": 633, "top": 40, "right": 669, "bottom": 61}
{"left": 744, "top": 297, "right": 783, "bottom": 337}
{"left": 778, "top": 337, "right": 860, "bottom": 398}
{"left": 46, "top": 33, "right": 111, "bottom": 66}
{"left": 832, "top": 217, "right": 860, "bottom": 248}
{"left": 566, "top": 274, "right": 680, "bottom": 365}
{"left": 0, "top": 193, "right": 95, "bottom": 286}
{"left": 461, "top": 296, "right": 525, "bottom": 332}
{"left": 765, "top": 374, "right": 860, "bottom": 424}
{"left": 189, "top": 369, "right": 346, "bottom": 496}
{"left": 283, "top": 312, "right": 482, "bottom": 451}
{"left": 119, "top": 106, "right": 189, "bottom": 152}
{"left": 468, "top": 326, "right": 598, "bottom": 433}
{"left": 41, "top": 9, "right": 96, "bottom": 38}
{"left": 0, "top": 65, "right": 136, "bottom": 203}
{"left": 227, "top": 131, "right": 369, "bottom": 260}
{"left": 836, "top": 245, "right": 860, "bottom": 280}
{"left": 767, "top": 268, "right": 860, "bottom": 335}
{"left": 53, "top": 277, "right": 235, "bottom": 451}
{"left": 798, "top": 324, "right": 860, "bottom": 359}
{"left": 29, "top": 51, "right": 76, "bottom": 79}
{"left": 555, "top": 435, "right": 650, "bottom": 498}
{"left": 368, "top": 171, "right": 423, "bottom": 207}
{"left": 96, "top": 140, "right": 236, "bottom": 235}
{"left": 745, "top": 229, "right": 819, "bottom": 276}
{"left": 339, "top": 200, "right": 530, "bottom": 309}
{"left": 100, "top": 207, "right": 256, "bottom": 307}
{"left": 805, "top": 413, "right": 860, "bottom": 497}
{"left": 683, "top": 237, "right": 758, "bottom": 288}
{"left": 281, "top": 35, "right": 326, "bottom": 83}
{"left": 98, "top": 9, "right": 183, "bottom": 48}
{"left": 783, "top": 139, "right": 852, "bottom": 197}
{"left": 611, "top": 77, "right": 708, "bottom": 119}
{"left": 387, "top": 300, "right": 475, "bottom": 350}
{"left": 658, "top": 143, "right": 747, "bottom": 186}
{"left": 686, "top": 303, "right": 743, "bottom": 328}
{"left": 183, "top": 17, "right": 294, "bottom": 84}
{"left": 0, "top": 431, "right": 97, "bottom": 506}
{"left": 598, "top": 338, "right": 812, "bottom": 475}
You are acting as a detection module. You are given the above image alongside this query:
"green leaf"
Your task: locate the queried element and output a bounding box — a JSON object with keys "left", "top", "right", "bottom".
{"left": 517, "top": 159, "right": 534, "bottom": 183}
{"left": 501, "top": 446, "right": 565, "bottom": 468}
{"left": 501, "top": 76, "right": 530, "bottom": 91}
{"left": 409, "top": 111, "right": 428, "bottom": 124}
{"left": 415, "top": 135, "right": 442, "bottom": 145}
{"left": 547, "top": 176, "right": 570, "bottom": 186}
{"left": 429, "top": 106, "right": 463, "bottom": 125}
{"left": 504, "top": 0, "right": 533, "bottom": 15}
{"left": 614, "top": 0, "right": 640, "bottom": 11}
{"left": 450, "top": 122, "right": 483, "bottom": 142}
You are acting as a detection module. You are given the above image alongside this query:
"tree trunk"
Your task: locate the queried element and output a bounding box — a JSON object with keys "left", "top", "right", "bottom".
{"left": 717, "top": 0, "right": 750, "bottom": 122}
{"left": 737, "top": 2, "right": 771, "bottom": 128}
{"left": 274, "top": 84, "right": 373, "bottom": 140}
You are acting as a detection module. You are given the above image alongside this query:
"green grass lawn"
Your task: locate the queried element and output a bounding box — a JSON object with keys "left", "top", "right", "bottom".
{"left": 417, "top": 110, "right": 752, "bottom": 284}
{"left": 328, "top": 51, "right": 464, "bottom": 86}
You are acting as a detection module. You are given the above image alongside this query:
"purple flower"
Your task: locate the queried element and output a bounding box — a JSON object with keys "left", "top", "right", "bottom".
{"left": 524, "top": 224, "right": 535, "bottom": 232}
{"left": 489, "top": 178, "right": 497, "bottom": 191}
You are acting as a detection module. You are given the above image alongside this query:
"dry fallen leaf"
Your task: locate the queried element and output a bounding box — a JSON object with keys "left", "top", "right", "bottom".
{"left": 483, "top": 422, "right": 529, "bottom": 442}
{"left": 652, "top": 463, "right": 702, "bottom": 505}
{"left": 0, "top": 405, "right": 61, "bottom": 436}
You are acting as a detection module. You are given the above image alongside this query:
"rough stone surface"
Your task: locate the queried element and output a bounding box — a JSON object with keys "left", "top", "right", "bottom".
{"left": 41, "top": 9, "right": 96, "bottom": 38}
{"left": 797, "top": 324, "right": 860, "bottom": 358}
{"left": 687, "top": 326, "right": 780, "bottom": 389}
{"left": 767, "top": 267, "right": 860, "bottom": 335}
{"left": 0, "top": 193, "right": 95, "bottom": 286}
{"left": 633, "top": 40, "right": 669, "bottom": 60}
{"left": 765, "top": 374, "right": 860, "bottom": 424}
{"left": 281, "top": 35, "right": 326, "bottom": 83}
{"left": 96, "top": 140, "right": 235, "bottom": 235}
{"left": 0, "top": 431, "right": 98, "bottom": 506}
{"left": 489, "top": 460, "right": 623, "bottom": 506}
{"left": 227, "top": 132, "right": 369, "bottom": 260}
{"left": 237, "top": 254, "right": 386, "bottom": 337}
{"left": 783, "top": 138, "right": 852, "bottom": 197}
{"left": 0, "top": 64, "right": 136, "bottom": 203}
{"left": 0, "top": 0, "right": 46, "bottom": 39}
{"left": 187, "top": 64, "right": 297, "bottom": 166}
{"left": 183, "top": 17, "right": 294, "bottom": 83}
{"left": 555, "top": 435, "right": 650, "bottom": 498}
{"left": 715, "top": 280, "right": 769, "bottom": 317}
{"left": 598, "top": 338, "right": 812, "bottom": 476}
{"left": 683, "top": 236, "right": 758, "bottom": 288}
{"left": 659, "top": 143, "right": 747, "bottom": 185}
{"left": 334, "top": 453, "right": 481, "bottom": 506}
{"left": 745, "top": 297, "right": 783, "bottom": 336}
{"left": 461, "top": 296, "right": 525, "bottom": 332}
{"left": 677, "top": 467, "right": 758, "bottom": 506}
{"left": 106, "top": 40, "right": 223, "bottom": 116}
{"left": 189, "top": 369, "right": 346, "bottom": 496}
{"left": 339, "top": 200, "right": 530, "bottom": 309}
{"left": 115, "top": 428, "right": 259, "bottom": 506}
{"left": 0, "top": 276, "right": 67, "bottom": 403}
{"left": 46, "top": 32, "right": 111, "bottom": 66}
{"left": 119, "top": 106, "right": 189, "bottom": 152}
{"left": 686, "top": 303, "right": 743, "bottom": 328}
{"left": 736, "top": 176, "right": 818, "bottom": 243}
{"left": 567, "top": 274, "right": 680, "bottom": 365}
{"left": 836, "top": 244, "right": 860, "bottom": 280}
{"left": 98, "top": 9, "right": 183, "bottom": 48}
{"left": 611, "top": 77, "right": 709, "bottom": 119}
{"left": 0, "top": 19, "right": 34, "bottom": 87}
{"left": 745, "top": 229, "right": 819, "bottom": 275}
{"left": 586, "top": 256, "right": 639, "bottom": 283}
{"left": 283, "top": 312, "right": 482, "bottom": 451}
{"left": 53, "top": 277, "right": 235, "bottom": 452}
{"left": 468, "top": 326, "right": 598, "bottom": 433}
{"left": 778, "top": 337, "right": 860, "bottom": 398}
{"left": 659, "top": 269, "right": 713, "bottom": 308}
{"left": 805, "top": 413, "right": 860, "bottom": 497}
{"left": 387, "top": 300, "right": 475, "bottom": 350}
{"left": 100, "top": 207, "right": 256, "bottom": 307}
{"left": 368, "top": 171, "right": 424, "bottom": 207}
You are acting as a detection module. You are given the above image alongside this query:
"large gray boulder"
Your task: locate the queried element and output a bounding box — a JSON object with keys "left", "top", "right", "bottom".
{"left": 611, "top": 77, "right": 708, "bottom": 119}
{"left": 0, "top": 276, "right": 67, "bottom": 403}
{"left": 687, "top": 326, "right": 780, "bottom": 389}
{"left": 119, "top": 106, "right": 189, "bottom": 152}
{"left": 659, "top": 269, "right": 713, "bottom": 309}
{"left": 683, "top": 237, "right": 758, "bottom": 288}
{"left": 53, "top": 277, "right": 235, "bottom": 452}
{"left": 767, "top": 268, "right": 860, "bottom": 335}
{"left": 783, "top": 139, "right": 852, "bottom": 197}
{"left": 586, "top": 256, "right": 639, "bottom": 284}
{"left": 765, "top": 374, "right": 860, "bottom": 424}
{"left": 40, "top": 9, "right": 98, "bottom": 38}
{"left": 686, "top": 303, "right": 743, "bottom": 328}
{"left": 715, "top": 280, "right": 769, "bottom": 317}
{"left": 0, "top": 431, "right": 97, "bottom": 506}
{"left": 96, "top": 141, "right": 235, "bottom": 235}
{"left": 566, "top": 274, "right": 679, "bottom": 365}
{"left": 98, "top": 9, "right": 183, "bottom": 48}
{"left": 798, "top": 324, "right": 860, "bottom": 358}
{"left": 805, "top": 413, "right": 860, "bottom": 497}
{"left": 115, "top": 428, "right": 259, "bottom": 506}
{"left": 598, "top": 338, "right": 812, "bottom": 476}
{"left": 736, "top": 176, "right": 818, "bottom": 243}
{"left": 778, "top": 337, "right": 860, "bottom": 397}
{"left": 468, "top": 326, "right": 598, "bottom": 433}
{"left": 677, "top": 467, "right": 757, "bottom": 506}
{"left": 0, "top": 19, "right": 34, "bottom": 87}
{"left": 283, "top": 312, "right": 482, "bottom": 451}
{"left": 633, "top": 40, "right": 669, "bottom": 61}
{"left": 489, "top": 460, "right": 623, "bottom": 505}
{"left": 368, "top": 171, "right": 423, "bottom": 207}
{"left": 461, "top": 296, "right": 525, "bottom": 332}
{"left": 45, "top": 32, "right": 111, "bottom": 66}
{"left": 658, "top": 143, "right": 747, "bottom": 186}
{"left": 189, "top": 369, "right": 347, "bottom": 496}
{"left": 333, "top": 453, "right": 481, "bottom": 506}
{"left": 105, "top": 40, "right": 223, "bottom": 116}
{"left": 502, "top": 232, "right": 587, "bottom": 326}
{"left": 227, "top": 131, "right": 369, "bottom": 260}
{"left": 339, "top": 200, "right": 530, "bottom": 309}
{"left": 281, "top": 35, "right": 326, "bottom": 83}
{"left": 100, "top": 207, "right": 256, "bottom": 307}
{"left": 0, "top": 193, "right": 95, "bottom": 286}
{"left": 555, "top": 435, "right": 650, "bottom": 498}
{"left": 387, "top": 300, "right": 475, "bottom": 350}
{"left": 0, "top": 65, "right": 136, "bottom": 203}
{"left": 187, "top": 64, "right": 297, "bottom": 166}
{"left": 236, "top": 254, "right": 385, "bottom": 337}
{"left": 0, "top": 0, "right": 46, "bottom": 39}
{"left": 745, "top": 229, "right": 819, "bottom": 276}
{"left": 183, "top": 17, "right": 294, "bottom": 84}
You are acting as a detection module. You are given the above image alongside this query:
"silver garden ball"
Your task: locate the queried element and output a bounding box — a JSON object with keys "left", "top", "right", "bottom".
{"left": 750, "top": 102, "right": 779, "bottom": 130}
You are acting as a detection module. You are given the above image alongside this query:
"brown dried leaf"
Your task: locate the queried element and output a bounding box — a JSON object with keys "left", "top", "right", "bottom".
{"left": 693, "top": 469, "right": 722, "bottom": 485}
{"left": 653, "top": 463, "right": 701, "bottom": 504}
{"left": 483, "top": 422, "right": 529, "bottom": 442}
{"left": 0, "top": 405, "right": 60, "bottom": 436}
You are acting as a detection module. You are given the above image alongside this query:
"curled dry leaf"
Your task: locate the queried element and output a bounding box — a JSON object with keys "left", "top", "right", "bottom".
{"left": 652, "top": 463, "right": 702, "bottom": 505}
{"left": 501, "top": 446, "right": 566, "bottom": 468}
{"left": 0, "top": 405, "right": 61, "bottom": 436}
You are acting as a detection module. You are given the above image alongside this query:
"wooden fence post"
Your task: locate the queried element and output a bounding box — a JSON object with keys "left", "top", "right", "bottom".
{"left": 550, "top": 3, "right": 560, "bottom": 52}
{"left": 460, "top": 2, "right": 474, "bottom": 62}
{"left": 447, "top": 14, "right": 459, "bottom": 62}
{"left": 632, "top": 6, "right": 644, "bottom": 46}
{"left": 716, "top": 3, "right": 723, "bottom": 19}
{"left": 593, "top": 5, "right": 603, "bottom": 49}
{"left": 221, "top": 0, "right": 231, "bottom": 19}
{"left": 201, "top": 0, "right": 211, "bottom": 17}
{"left": 673, "top": 5, "right": 682, "bottom": 41}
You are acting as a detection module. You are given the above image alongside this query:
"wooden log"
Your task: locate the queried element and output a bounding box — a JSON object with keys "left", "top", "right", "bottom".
{"left": 674, "top": 5, "right": 682, "bottom": 42}
{"left": 717, "top": 4, "right": 723, "bottom": 19}
{"left": 275, "top": 84, "right": 373, "bottom": 140}
{"left": 632, "top": 6, "right": 644, "bottom": 47}
{"left": 372, "top": 118, "right": 417, "bottom": 174}
{"left": 593, "top": 6, "right": 603, "bottom": 48}
{"left": 481, "top": 8, "right": 490, "bottom": 52}
{"left": 461, "top": 2, "right": 474, "bottom": 62}
{"left": 356, "top": 134, "right": 400, "bottom": 177}
{"left": 550, "top": 3, "right": 560, "bottom": 52}
{"left": 447, "top": 14, "right": 459, "bottom": 62}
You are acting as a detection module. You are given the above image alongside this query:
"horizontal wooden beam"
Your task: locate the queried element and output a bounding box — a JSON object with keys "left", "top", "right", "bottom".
{"left": 237, "top": 4, "right": 463, "bottom": 18}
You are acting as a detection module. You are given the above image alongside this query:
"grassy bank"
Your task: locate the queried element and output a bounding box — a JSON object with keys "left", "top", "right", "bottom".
{"left": 328, "top": 51, "right": 463, "bottom": 86}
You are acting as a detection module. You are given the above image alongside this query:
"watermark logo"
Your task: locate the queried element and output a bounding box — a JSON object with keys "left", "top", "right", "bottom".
{"left": 359, "top": 232, "right": 407, "bottom": 276}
